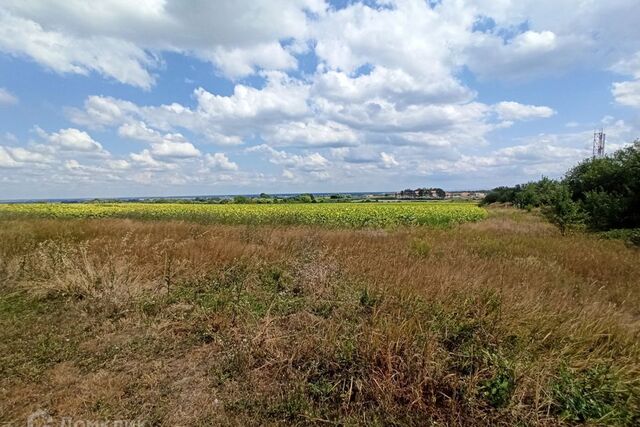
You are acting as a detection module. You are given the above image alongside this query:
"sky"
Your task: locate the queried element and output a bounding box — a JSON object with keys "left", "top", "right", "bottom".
{"left": 0, "top": 0, "right": 639, "bottom": 199}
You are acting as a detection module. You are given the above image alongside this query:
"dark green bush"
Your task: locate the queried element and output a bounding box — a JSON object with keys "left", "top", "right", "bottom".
{"left": 542, "top": 186, "right": 585, "bottom": 235}
{"left": 565, "top": 141, "right": 640, "bottom": 230}
{"left": 483, "top": 141, "right": 640, "bottom": 233}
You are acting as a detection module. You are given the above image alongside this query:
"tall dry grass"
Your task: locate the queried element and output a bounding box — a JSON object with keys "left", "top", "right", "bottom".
{"left": 0, "top": 209, "right": 638, "bottom": 425}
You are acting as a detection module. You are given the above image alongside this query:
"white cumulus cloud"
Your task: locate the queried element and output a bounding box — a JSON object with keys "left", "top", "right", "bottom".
{"left": 0, "top": 87, "right": 17, "bottom": 105}
{"left": 206, "top": 153, "right": 238, "bottom": 171}
{"left": 495, "top": 102, "right": 555, "bottom": 121}
{"left": 612, "top": 80, "right": 640, "bottom": 108}
{"left": 150, "top": 140, "right": 200, "bottom": 159}
{"left": 42, "top": 128, "right": 108, "bottom": 155}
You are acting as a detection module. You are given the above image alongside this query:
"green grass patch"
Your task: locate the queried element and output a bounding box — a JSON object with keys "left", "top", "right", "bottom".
{"left": 551, "top": 365, "right": 640, "bottom": 425}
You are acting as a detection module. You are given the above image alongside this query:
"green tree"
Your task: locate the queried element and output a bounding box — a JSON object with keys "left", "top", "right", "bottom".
{"left": 514, "top": 185, "right": 540, "bottom": 210}
{"left": 564, "top": 140, "right": 640, "bottom": 230}
{"left": 481, "top": 186, "right": 521, "bottom": 205}
{"left": 543, "top": 186, "right": 584, "bottom": 235}
{"left": 233, "top": 195, "right": 250, "bottom": 204}
{"left": 294, "top": 193, "right": 316, "bottom": 203}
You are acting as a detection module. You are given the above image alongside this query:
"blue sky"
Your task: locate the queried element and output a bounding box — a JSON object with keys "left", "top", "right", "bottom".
{"left": 0, "top": 0, "right": 639, "bottom": 199}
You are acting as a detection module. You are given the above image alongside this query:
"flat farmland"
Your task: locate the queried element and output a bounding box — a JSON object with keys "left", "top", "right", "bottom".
{"left": 0, "top": 202, "right": 488, "bottom": 228}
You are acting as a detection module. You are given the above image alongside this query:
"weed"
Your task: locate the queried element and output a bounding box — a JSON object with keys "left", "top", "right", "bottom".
{"left": 311, "top": 301, "right": 335, "bottom": 318}
{"left": 265, "top": 391, "right": 309, "bottom": 421}
{"left": 551, "top": 365, "right": 639, "bottom": 425}
{"left": 359, "top": 287, "right": 381, "bottom": 311}
{"left": 479, "top": 351, "right": 516, "bottom": 408}
{"left": 210, "top": 349, "right": 251, "bottom": 386}
{"left": 409, "top": 238, "right": 431, "bottom": 257}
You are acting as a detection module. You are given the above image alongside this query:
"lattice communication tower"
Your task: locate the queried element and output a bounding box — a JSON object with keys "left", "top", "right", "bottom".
{"left": 593, "top": 129, "right": 605, "bottom": 158}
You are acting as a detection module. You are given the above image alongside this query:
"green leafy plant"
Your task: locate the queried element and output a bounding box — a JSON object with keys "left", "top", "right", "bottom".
{"left": 551, "top": 365, "right": 639, "bottom": 425}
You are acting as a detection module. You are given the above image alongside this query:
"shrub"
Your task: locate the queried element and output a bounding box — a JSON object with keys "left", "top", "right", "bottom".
{"left": 551, "top": 365, "right": 639, "bottom": 425}
{"left": 599, "top": 228, "right": 640, "bottom": 247}
{"left": 481, "top": 186, "right": 521, "bottom": 205}
{"left": 483, "top": 141, "right": 640, "bottom": 233}
{"left": 565, "top": 140, "right": 640, "bottom": 230}
{"left": 542, "top": 186, "right": 585, "bottom": 235}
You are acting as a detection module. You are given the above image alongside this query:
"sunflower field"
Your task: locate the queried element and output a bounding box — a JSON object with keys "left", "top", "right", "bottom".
{"left": 0, "top": 202, "right": 487, "bottom": 228}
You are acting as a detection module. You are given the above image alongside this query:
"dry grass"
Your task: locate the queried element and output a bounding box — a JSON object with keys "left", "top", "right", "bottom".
{"left": 0, "top": 208, "right": 638, "bottom": 425}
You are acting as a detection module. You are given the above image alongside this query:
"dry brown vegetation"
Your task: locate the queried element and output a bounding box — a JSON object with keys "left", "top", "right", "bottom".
{"left": 1, "top": 208, "right": 639, "bottom": 425}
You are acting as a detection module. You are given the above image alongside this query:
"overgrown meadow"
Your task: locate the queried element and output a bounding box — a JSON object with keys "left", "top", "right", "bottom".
{"left": 0, "top": 206, "right": 638, "bottom": 425}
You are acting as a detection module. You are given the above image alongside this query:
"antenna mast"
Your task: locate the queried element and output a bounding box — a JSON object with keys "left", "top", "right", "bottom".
{"left": 593, "top": 129, "right": 605, "bottom": 158}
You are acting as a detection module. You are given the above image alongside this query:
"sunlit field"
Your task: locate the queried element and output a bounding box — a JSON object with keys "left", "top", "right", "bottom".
{"left": 1, "top": 208, "right": 638, "bottom": 425}
{"left": 0, "top": 202, "right": 488, "bottom": 228}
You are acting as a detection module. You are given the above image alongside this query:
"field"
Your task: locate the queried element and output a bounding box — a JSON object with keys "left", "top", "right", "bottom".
{"left": 0, "top": 202, "right": 487, "bottom": 228}
{"left": 1, "top": 207, "right": 639, "bottom": 425}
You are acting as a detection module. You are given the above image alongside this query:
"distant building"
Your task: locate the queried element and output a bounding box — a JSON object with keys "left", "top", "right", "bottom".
{"left": 396, "top": 187, "right": 446, "bottom": 199}
{"left": 443, "top": 191, "right": 485, "bottom": 200}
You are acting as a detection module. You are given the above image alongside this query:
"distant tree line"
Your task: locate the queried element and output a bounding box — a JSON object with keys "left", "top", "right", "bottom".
{"left": 398, "top": 187, "right": 446, "bottom": 199}
{"left": 103, "top": 193, "right": 358, "bottom": 205}
{"left": 482, "top": 140, "right": 640, "bottom": 240}
{"left": 231, "top": 193, "right": 319, "bottom": 204}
